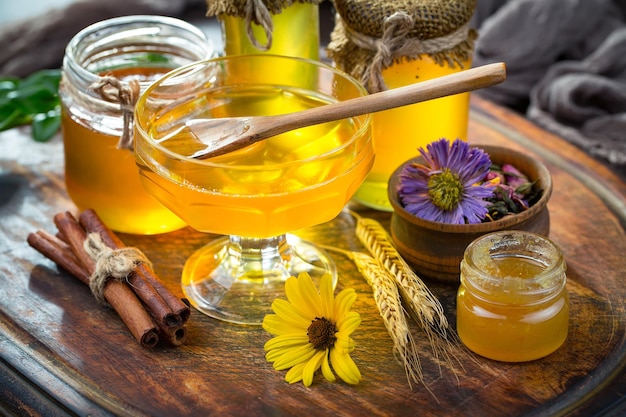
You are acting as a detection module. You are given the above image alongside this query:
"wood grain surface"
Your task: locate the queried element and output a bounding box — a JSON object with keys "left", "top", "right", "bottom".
{"left": 1, "top": 96, "right": 625, "bottom": 417}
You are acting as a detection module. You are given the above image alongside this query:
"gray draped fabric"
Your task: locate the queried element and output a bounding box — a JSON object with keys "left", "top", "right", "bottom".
{"left": 473, "top": 0, "right": 626, "bottom": 165}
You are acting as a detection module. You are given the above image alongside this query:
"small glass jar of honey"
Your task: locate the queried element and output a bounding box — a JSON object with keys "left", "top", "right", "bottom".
{"left": 59, "top": 16, "right": 214, "bottom": 234}
{"left": 456, "top": 231, "right": 569, "bottom": 362}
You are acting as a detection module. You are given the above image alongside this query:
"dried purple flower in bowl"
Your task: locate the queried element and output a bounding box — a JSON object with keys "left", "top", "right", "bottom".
{"left": 388, "top": 141, "right": 552, "bottom": 283}
{"left": 396, "top": 139, "right": 495, "bottom": 224}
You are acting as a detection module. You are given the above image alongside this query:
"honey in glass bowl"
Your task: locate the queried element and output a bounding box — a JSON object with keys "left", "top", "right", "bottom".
{"left": 135, "top": 70, "right": 371, "bottom": 238}
{"left": 134, "top": 55, "right": 373, "bottom": 324}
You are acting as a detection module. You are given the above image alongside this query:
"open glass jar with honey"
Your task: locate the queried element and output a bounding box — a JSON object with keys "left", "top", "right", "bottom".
{"left": 59, "top": 15, "right": 214, "bottom": 234}
{"left": 456, "top": 231, "right": 569, "bottom": 362}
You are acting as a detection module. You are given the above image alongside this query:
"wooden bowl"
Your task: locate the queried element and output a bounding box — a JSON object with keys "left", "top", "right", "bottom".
{"left": 388, "top": 145, "right": 552, "bottom": 284}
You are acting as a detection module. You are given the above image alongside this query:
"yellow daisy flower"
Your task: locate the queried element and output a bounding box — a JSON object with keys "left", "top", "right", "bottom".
{"left": 262, "top": 272, "right": 362, "bottom": 387}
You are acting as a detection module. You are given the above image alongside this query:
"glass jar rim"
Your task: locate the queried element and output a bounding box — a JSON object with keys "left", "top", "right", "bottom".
{"left": 461, "top": 230, "right": 566, "bottom": 295}
{"left": 64, "top": 15, "right": 213, "bottom": 90}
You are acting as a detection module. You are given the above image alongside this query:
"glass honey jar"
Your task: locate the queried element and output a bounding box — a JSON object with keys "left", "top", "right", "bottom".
{"left": 456, "top": 231, "right": 569, "bottom": 362}
{"left": 59, "top": 16, "right": 214, "bottom": 234}
{"left": 328, "top": 0, "right": 477, "bottom": 211}
{"left": 207, "top": 0, "right": 320, "bottom": 59}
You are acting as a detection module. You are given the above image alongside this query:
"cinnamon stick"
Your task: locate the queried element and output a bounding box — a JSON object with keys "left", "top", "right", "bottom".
{"left": 78, "top": 209, "right": 191, "bottom": 327}
{"left": 27, "top": 230, "right": 89, "bottom": 284}
{"left": 29, "top": 209, "right": 191, "bottom": 347}
{"left": 48, "top": 211, "right": 161, "bottom": 348}
{"left": 103, "top": 281, "right": 160, "bottom": 348}
{"left": 159, "top": 325, "right": 189, "bottom": 347}
{"left": 53, "top": 211, "right": 96, "bottom": 273}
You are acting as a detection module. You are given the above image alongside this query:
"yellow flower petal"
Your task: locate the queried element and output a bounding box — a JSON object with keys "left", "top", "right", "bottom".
{"left": 265, "top": 339, "right": 311, "bottom": 361}
{"left": 330, "top": 347, "right": 361, "bottom": 385}
{"left": 295, "top": 273, "right": 324, "bottom": 317}
{"left": 271, "top": 298, "right": 313, "bottom": 328}
{"left": 272, "top": 343, "right": 316, "bottom": 370}
{"left": 318, "top": 273, "right": 335, "bottom": 319}
{"left": 285, "top": 275, "right": 319, "bottom": 317}
{"left": 302, "top": 350, "right": 326, "bottom": 387}
{"left": 320, "top": 352, "right": 336, "bottom": 382}
{"left": 262, "top": 314, "right": 304, "bottom": 336}
{"left": 334, "top": 288, "right": 357, "bottom": 318}
{"left": 336, "top": 311, "right": 361, "bottom": 335}
{"left": 264, "top": 333, "right": 310, "bottom": 351}
{"left": 265, "top": 349, "right": 302, "bottom": 368}
{"left": 285, "top": 362, "right": 306, "bottom": 384}
{"left": 334, "top": 334, "right": 356, "bottom": 354}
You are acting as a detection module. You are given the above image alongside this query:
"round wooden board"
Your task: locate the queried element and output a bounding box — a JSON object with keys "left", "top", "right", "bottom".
{"left": 1, "top": 96, "right": 625, "bottom": 416}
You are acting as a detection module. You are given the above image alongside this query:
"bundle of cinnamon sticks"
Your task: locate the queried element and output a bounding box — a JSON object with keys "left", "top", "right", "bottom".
{"left": 27, "top": 209, "right": 191, "bottom": 348}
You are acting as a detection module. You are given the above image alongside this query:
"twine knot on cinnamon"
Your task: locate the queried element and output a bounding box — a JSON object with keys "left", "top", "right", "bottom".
{"left": 89, "top": 76, "right": 140, "bottom": 151}
{"left": 84, "top": 232, "right": 152, "bottom": 305}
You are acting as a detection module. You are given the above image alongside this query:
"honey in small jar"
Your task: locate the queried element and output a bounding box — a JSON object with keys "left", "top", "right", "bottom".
{"left": 456, "top": 231, "right": 569, "bottom": 362}
{"left": 59, "top": 16, "right": 213, "bottom": 234}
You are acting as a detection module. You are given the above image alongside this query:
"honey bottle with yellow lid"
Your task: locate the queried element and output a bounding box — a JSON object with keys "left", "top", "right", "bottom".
{"left": 328, "top": 0, "right": 477, "bottom": 211}
{"left": 207, "top": 0, "right": 322, "bottom": 59}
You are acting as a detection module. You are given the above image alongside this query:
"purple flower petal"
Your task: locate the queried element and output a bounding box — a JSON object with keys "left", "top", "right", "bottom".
{"left": 397, "top": 138, "right": 494, "bottom": 224}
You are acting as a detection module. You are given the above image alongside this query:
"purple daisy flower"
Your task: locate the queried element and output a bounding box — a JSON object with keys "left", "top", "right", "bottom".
{"left": 396, "top": 139, "right": 495, "bottom": 224}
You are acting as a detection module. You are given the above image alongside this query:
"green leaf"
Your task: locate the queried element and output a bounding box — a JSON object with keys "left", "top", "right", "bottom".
{"left": 0, "top": 107, "right": 26, "bottom": 130}
{"left": 0, "top": 69, "right": 62, "bottom": 141}
{"left": 21, "top": 69, "right": 61, "bottom": 94}
{"left": 9, "top": 85, "right": 57, "bottom": 115}
{"left": 0, "top": 79, "right": 20, "bottom": 99}
{"left": 31, "top": 109, "right": 61, "bottom": 142}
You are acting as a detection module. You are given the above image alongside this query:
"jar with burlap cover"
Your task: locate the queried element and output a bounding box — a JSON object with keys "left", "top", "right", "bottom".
{"left": 207, "top": 0, "right": 323, "bottom": 51}
{"left": 328, "top": 0, "right": 477, "bottom": 93}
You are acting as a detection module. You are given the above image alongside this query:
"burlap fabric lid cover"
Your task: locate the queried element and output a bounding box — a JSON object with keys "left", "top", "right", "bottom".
{"left": 328, "top": 0, "right": 477, "bottom": 93}
{"left": 206, "top": 0, "right": 323, "bottom": 50}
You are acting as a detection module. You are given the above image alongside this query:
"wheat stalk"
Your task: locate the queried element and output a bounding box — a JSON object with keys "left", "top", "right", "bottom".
{"left": 323, "top": 245, "right": 425, "bottom": 389}
{"left": 347, "top": 211, "right": 467, "bottom": 385}
{"left": 348, "top": 210, "right": 450, "bottom": 340}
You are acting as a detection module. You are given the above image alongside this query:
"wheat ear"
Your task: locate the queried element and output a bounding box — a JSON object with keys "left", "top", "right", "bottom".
{"left": 349, "top": 210, "right": 450, "bottom": 339}
{"left": 323, "top": 245, "right": 425, "bottom": 388}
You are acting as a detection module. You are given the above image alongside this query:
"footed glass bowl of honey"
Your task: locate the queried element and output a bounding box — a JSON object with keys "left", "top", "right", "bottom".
{"left": 456, "top": 230, "right": 569, "bottom": 362}
{"left": 134, "top": 55, "right": 374, "bottom": 325}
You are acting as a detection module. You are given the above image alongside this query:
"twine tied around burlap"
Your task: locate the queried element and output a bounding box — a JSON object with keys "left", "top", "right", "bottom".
{"left": 206, "top": 0, "right": 321, "bottom": 51}
{"left": 328, "top": 0, "right": 477, "bottom": 93}
{"left": 84, "top": 232, "right": 153, "bottom": 305}
{"left": 334, "top": 12, "right": 472, "bottom": 93}
{"left": 89, "top": 76, "right": 140, "bottom": 151}
{"left": 244, "top": 0, "right": 274, "bottom": 50}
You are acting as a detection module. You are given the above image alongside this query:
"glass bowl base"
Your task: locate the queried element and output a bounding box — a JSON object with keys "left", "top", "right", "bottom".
{"left": 181, "top": 234, "right": 337, "bottom": 325}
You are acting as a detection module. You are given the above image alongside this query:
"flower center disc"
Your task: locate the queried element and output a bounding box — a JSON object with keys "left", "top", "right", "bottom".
{"left": 308, "top": 317, "right": 338, "bottom": 350}
{"left": 428, "top": 169, "right": 464, "bottom": 211}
